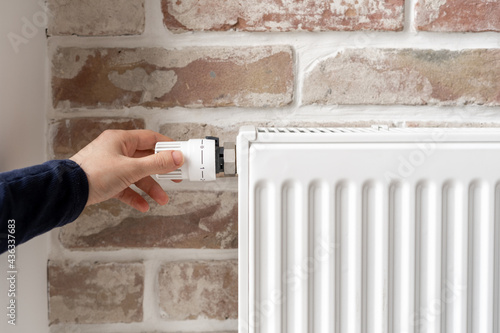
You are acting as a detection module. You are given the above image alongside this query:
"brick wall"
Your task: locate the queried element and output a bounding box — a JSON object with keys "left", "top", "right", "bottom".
{"left": 46, "top": 0, "right": 499, "bottom": 332}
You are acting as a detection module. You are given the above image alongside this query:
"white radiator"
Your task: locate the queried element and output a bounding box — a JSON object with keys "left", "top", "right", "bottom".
{"left": 237, "top": 126, "right": 500, "bottom": 333}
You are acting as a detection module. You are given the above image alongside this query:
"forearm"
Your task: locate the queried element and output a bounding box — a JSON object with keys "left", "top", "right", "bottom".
{"left": 0, "top": 160, "right": 88, "bottom": 253}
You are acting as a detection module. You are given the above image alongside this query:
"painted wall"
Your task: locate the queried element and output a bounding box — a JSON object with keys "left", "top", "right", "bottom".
{"left": 0, "top": 1, "right": 49, "bottom": 332}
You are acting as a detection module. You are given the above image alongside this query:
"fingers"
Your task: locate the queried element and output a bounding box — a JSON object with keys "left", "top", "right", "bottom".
{"left": 123, "top": 129, "right": 174, "bottom": 152}
{"left": 135, "top": 176, "right": 169, "bottom": 205}
{"left": 115, "top": 176, "right": 170, "bottom": 212}
{"left": 115, "top": 187, "right": 150, "bottom": 212}
{"left": 134, "top": 150, "right": 184, "bottom": 177}
{"left": 132, "top": 149, "right": 155, "bottom": 158}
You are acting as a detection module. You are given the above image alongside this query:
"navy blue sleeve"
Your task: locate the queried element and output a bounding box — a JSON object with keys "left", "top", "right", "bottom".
{"left": 0, "top": 160, "right": 89, "bottom": 254}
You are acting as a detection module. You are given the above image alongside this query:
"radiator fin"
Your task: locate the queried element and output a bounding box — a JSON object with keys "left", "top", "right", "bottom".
{"left": 309, "top": 180, "right": 333, "bottom": 333}
{"left": 442, "top": 181, "right": 467, "bottom": 333}
{"left": 389, "top": 181, "right": 413, "bottom": 333}
{"left": 254, "top": 181, "right": 280, "bottom": 333}
{"left": 362, "top": 181, "right": 388, "bottom": 333}
{"left": 282, "top": 180, "right": 305, "bottom": 333}
{"left": 468, "top": 180, "right": 495, "bottom": 333}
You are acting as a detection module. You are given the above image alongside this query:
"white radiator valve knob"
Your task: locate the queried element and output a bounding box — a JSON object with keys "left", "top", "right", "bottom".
{"left": 155, "top": 137, "right": 223, "bottom": 181}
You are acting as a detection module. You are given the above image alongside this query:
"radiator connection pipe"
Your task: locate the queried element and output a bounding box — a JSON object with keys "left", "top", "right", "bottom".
{"left": 154, "top": 137, "right": 236, "bottom": 181}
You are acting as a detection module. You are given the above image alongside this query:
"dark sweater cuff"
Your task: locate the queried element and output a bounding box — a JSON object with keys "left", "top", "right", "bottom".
{"left": 59, "top": 159, "right": 89, "bottom": 226}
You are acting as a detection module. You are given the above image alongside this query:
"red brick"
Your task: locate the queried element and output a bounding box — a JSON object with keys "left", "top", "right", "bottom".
{"left": 49, "top": 118, "right": 145, "bottom": 159}
{"left": 59, "top": 191, "right": 238, "bottom": 250}
{"left": 159, "top": 123, "right": 242, "bottom": 145}
{"left": 303, "top": 49, "right": 500, "bottom": 106}
{"left": 51, "top": 47, "right": 293, "bottom": 109}
{"left": 416, "top": 0, "right": 500, "bottom": 32}
{"left": 48, "top": 261, "right": 144, "bottom": 324}
{"left": 158, "top": 260, "right": 238, "bottom": 320}
{"left": 162, "top": 0, "right": 403, "bottom": 32}
{"left": 47, "top": 0, "right": 145, "bottom": 36}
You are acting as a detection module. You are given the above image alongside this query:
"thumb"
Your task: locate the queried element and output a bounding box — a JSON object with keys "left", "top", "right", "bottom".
{"left": 137, "top": 150, "right": 184, "bottom": 176}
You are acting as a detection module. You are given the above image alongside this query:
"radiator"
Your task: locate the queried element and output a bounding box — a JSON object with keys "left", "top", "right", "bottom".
{"left": 237, "top": 126, "right": 500, "bottom": 333}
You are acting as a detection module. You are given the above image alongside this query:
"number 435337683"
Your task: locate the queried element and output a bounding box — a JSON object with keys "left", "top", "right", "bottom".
{"left": 7, "top": 219, "right": 16, "bottom": 270}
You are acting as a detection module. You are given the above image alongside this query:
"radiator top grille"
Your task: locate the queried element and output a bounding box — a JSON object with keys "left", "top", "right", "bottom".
{"left": 256, "top": 127, "right": 500, "bottom": 135}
